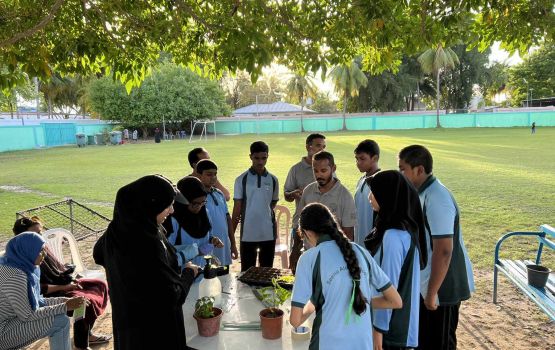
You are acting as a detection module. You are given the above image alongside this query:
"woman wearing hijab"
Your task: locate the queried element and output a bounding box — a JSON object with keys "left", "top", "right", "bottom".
{"left": 163, "top": 176, "right": 223, "bottom": 268}
{"left": 0, "top": 232, "right": 87, "bottom": 350}
{"left": 12, "top": 216, "right": 111, "bottom": 350}
{"left": 93, "top": 175, "right": 199, "bottom": 350}
{"left": 366, "top": 170, "right": 428, "bottom": 350}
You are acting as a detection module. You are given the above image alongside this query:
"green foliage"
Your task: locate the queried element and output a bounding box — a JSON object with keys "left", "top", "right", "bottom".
{"left": 482, "top": 62, "right": 510, "bottom": 105}
{"left": 310, "top": 93, "right": 338, "bottom": 114}
{"left": 441, "top": 45, "right": 490, "bottom": 110}
{"left": 87, "top": 63, "right": 230, "bottom": 129}
{"left": 508, "top": 44, "right": 555, "bottom": 106}
{"left": 221, "top": 70, "right": 284, "bottom": 110}
{"left": 0, "top": 70, "right": 39, "bottom": 114}
{"left": 259, "top": 278, "right": 292, "bottom": 315}
{"left": 6, "top": 1, "right": 545, "bottom": 92}
{"left": 194, "top": 296, "right": 216, "bottom": 319}
{"left": 330, "top": 58, "right": 368, "bottom": 124}
{"left": 285, "top": 73, "right": 317, "bottom": 108}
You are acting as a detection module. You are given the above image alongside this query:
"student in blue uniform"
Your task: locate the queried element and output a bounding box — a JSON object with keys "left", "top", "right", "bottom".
{"left": 367, "top": 170, "right": 428, "bottom": 350}
{"left": 353, "top": 139, "right": 381, "bottom": 246}
{"left": 163, "top": 176, "right": 223, "bottom": 268}
{"left": 398, "top": 145, "right": 474, "bottom": 350}
{"left": 290, "top": 203, "right": 402, "bottom": 350}
{"left": 231, "top": 141, "right": 279, "bottom": 272}
{"left": 196, "top": 159, "right": 238, "bottom": 273}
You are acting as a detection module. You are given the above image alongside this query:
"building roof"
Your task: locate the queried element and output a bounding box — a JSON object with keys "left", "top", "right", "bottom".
{"left": 233, "top": 102, "right": 316, "bottom": 116}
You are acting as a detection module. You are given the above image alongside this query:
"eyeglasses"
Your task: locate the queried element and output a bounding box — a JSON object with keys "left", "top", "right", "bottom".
{"left": 190, "top": 200, "right": 207, "bottom": 208}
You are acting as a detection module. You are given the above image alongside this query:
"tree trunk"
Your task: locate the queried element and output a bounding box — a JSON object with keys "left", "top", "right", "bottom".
{"left": 142, "top": 127, "right": 149, "bottom": 140}
{"left": 300, "top": 101, "right": 305, "bottom": 132}
{"left": 436, "top": 70, "right": 441, "bottom": 128}
{"left": 342, "top": 92, "right": 347, "bottom": 130}
{"left": 9, "top": 101, "right": 14, "bottom": 118}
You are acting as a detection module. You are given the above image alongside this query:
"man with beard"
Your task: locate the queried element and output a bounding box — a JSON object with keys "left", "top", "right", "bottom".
{"left": 298, "top": 151, "right": 356, "bottom": 241}
{"left": 284, "top": 133, "right": 326, "bottom": 273}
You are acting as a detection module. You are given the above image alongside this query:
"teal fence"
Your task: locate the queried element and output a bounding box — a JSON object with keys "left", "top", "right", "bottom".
{"left": 0, "top": 122, "right": 113, "bottom": 152}
{"left": 208, "top": 110, "right": 555, "bottom": 135}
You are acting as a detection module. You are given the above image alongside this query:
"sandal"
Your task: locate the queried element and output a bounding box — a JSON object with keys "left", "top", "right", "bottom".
{"left": 88, "top": 334, "right": 112, "bottom": 344}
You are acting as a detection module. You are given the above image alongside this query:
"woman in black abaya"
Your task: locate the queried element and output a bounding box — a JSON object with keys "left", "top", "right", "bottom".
{"left": 93, "top": 175, "right": 198, "bottom": 350}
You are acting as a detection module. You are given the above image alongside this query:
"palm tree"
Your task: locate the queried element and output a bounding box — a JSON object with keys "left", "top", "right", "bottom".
{"left": 418, "top": 44, "right": 459, "bottom": 128}
{"left": 285, "top": 73, "right": 317, "bottom": 132}
{"left": 329, "top": 59, "right": 368, "bottom": 130}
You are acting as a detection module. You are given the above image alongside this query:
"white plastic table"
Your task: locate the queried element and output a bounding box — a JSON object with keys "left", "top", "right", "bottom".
{"left": 183, "top": 274, "right": 312, "bottom": 349}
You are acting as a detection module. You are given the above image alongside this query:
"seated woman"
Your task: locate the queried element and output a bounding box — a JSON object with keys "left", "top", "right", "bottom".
{"left": 290, "top": 203, "right": 402, "bottom": 350}
{"left": 163, "top": 176, "right": 223, "bottom": 269}
{"left": 0, "top": 232, "right": 87, "bottom": 350}
{"left": 367, "top": 170, "right": 428, "bottom": 350}
{"left": 12, "top": 216, "right": 111, "bottom": 350}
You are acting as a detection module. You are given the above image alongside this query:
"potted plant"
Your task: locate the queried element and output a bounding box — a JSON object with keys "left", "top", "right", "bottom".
{"left": 258, "top": 277, "right": 292, "bottom": 340}
{"left": 193, "top": 296, "right": 223, "bottom": 337}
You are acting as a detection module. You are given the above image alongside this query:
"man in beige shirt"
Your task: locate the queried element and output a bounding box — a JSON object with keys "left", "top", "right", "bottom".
{"left": 299, "top": 151, "right": 356, "bottom": 242}
{"left": 284, "top": 133, "right": 327, "bottom": 272}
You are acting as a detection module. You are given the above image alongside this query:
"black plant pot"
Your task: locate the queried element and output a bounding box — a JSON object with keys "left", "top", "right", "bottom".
{"left": 526, "top": 264, "right": 551, "bottom": 289}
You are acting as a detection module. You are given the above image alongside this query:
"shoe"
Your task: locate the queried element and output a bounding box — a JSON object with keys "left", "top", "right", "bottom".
{"left": 88, "top": 334, "right": 112, "bottom": 344}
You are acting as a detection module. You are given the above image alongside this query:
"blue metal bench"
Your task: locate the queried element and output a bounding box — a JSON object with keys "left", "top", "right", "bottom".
{"left": 493, "top": 224, "right": 555, "bottom": 321}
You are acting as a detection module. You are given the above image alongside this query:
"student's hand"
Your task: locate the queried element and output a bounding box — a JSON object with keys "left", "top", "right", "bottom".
{"left": 66, "top": 296, "right": 89, "bottom": 311}
{"left": 424, "top": 292, "right": 438, "bottom": 311}
{"left": 292, "top": 188, "right": 303, "bottom": 200}
{"left": 231, "top": 244, "right": 239, "bottom": 260}
{"left": 63, "top": 282, "right": 82, "bottom": 292}
{"left": 211, "top": 237, "right": 224, "bottom": 248}
{"left": 185, "top": 262, "right": 200, "bottom": 277}
{"left": 372, "top": 328, "right": 383, "bottom": 350}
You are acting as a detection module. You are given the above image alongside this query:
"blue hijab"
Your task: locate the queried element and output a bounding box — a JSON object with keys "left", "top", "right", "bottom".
{"left": 0, "top": 232, "right": 46, "bottom": 310}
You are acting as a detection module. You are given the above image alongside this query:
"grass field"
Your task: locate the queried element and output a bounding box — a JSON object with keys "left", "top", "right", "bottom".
{"left": 1, "top": 127, "right": 554, "bottom": 270}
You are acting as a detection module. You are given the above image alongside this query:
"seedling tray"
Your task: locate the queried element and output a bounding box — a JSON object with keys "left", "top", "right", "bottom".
{"left": 238, "top": 267, "right": 294, "bottom": 290}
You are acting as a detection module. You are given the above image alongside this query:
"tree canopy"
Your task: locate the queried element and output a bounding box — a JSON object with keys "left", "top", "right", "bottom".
{"left": 2, "top": 1, "right": 554, "bottom": 91}
{"left": 87, "top": 63, "right": 229, "bottom": 134}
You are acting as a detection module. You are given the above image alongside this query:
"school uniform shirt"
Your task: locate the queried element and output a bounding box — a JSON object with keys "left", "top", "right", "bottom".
{"left": 354, "top": 174, "right": 375, "bottom": 246}
{"left": 284, "top": 158, "right": 315, "bottom": 228}
{"left": 299, "top": 179, "right": 356, "bottom": 229}
{"left": 418, "top": 176, "right": 475, "bottom": 305}
{"left": 373, "top": 228, "right": 421, "bottom": 348}
{"left": 167, "top": 217, "right": 210, "bottom": 268}
{"left": 233, "top": 168, "right": 279, "bottom": 242}
{"left": 206, "top": 187, "right": 232, "bottom": 266}
{"left": 292, "top": 236, "right": 391, "bottom": 350}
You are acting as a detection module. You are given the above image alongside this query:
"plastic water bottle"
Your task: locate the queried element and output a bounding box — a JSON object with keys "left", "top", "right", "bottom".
{"left": 198, "top": 256, "right": 222, "bottom": 307}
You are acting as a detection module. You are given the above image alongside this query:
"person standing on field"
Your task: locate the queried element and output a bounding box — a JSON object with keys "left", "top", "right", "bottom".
{"left": 398, "top": 145, "right": 474, "bottom": 350}
{"left": 284, "top": 133, "right": 326, "bottom": 273}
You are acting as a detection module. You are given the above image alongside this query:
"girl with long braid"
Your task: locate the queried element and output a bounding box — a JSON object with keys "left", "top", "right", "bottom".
{"left": 290, "top": 203, "right": 402, "bottom": 350}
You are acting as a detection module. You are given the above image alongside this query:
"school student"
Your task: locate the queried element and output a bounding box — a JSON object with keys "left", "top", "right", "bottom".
{"left": 231, "top": 141, "right": 279, "bottom": 272}
{"left": 367, "top": 170, "right": 428, "bottom": 350}
{"left": 284, "top": 133, "right": 326, "bottom": 272}
{"left": 353, "top": 139, "right": 381, "bottom": 246}
{"left": 290, "top": 203, "right": 402, "bottom": 350}
{"left": 163, "top": 176, "right": 224, "bottom": 268}
{"left": 398, "top": 145, "right": 474, "bottom": 350}
{"left": 188, "top": 147, "right": 231, "bottom": 201}
{"left": 196, "top": 159, "right": 238, "bottom": 271}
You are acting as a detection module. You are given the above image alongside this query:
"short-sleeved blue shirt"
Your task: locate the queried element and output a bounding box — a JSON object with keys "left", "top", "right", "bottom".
{"left": 419, "top": 176, "right": 475, "bottom": 304}
{"left": 206, "top": 188, "right": 232, "bottom": 266}
{"left": 373, "top": 229, "right": 420, "bottom": 348}
{"left": 167, "top": 217, "right": 210, "bottom": 268}
{"left": 354, "top": 174, "right": 374, "bottom": 246}
{"left": 292, "top": 236, "right": 391, "bottom": 350}
{"left": 233, "top": 168, "right": 279, "bottom": 242}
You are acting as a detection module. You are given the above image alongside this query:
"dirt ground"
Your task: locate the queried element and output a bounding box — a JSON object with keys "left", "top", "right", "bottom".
{"left": 26, "top": 244, "right": 554, "bottom": 350}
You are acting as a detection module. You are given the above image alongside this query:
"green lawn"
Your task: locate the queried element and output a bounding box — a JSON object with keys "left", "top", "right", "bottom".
{"left": 1, "top": 127, "right": 554, "bottom": 269}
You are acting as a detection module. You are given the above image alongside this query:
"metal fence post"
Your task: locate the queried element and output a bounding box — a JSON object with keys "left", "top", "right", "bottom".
{"left": 68, "top": 198, "right": 74, "bottom": 235}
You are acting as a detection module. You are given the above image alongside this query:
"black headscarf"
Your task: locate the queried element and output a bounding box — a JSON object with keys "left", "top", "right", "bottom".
{"left": 169, "top": 176, "right": 211, "bottom": 239}
{"left": 367, "top": 170, "right": 428, "bottom": 267}
{"left": 93, "top": 175, "right": 188, "bottom": 327}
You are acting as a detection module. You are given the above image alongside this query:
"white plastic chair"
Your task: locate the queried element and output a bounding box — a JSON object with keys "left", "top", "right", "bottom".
{"left": 42, "top": 228, "right": 105, "bottom": 280}
{"left": 274, "top": 205, "right": 291, "bottom": 269}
